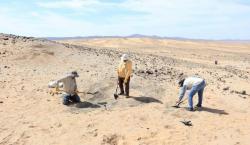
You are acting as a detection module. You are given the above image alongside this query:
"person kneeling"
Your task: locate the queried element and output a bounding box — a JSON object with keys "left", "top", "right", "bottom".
{"left": 56, "top": 71, "right": 81, "bottom": 105}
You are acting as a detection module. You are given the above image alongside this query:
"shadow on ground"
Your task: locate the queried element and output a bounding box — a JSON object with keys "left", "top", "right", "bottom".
{"left": 128, "top": 96, "right": 163, "bottom": 104}
{"left": 75, "top": 101, "right": 101, "bottom": 108}
{"left": 200, "top": 107, "right": 229, "bottom": 115}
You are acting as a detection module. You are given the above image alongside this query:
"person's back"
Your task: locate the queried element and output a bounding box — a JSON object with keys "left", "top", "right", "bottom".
{"left": 183, "top": 77, "right": 204, "bottom": 90}
{"left": 58, "top": 74, "right": 77, "bottom": 95}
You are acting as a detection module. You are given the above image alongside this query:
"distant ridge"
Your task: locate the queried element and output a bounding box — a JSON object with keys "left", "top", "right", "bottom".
{"left": 45, "top": 34, "right": 250, "bottom": 42}
{"left": 45, "top": 34, "right": 206, "bottom": 41}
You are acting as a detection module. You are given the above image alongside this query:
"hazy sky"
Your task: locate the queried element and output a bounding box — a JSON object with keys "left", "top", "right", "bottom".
{"left": 0, "top": 0, "right": 250, "bottom": 39}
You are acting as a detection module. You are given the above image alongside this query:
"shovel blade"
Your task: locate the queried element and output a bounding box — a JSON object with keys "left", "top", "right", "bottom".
{"left": 172, "top": 105, "right": 180, "bottom": 108}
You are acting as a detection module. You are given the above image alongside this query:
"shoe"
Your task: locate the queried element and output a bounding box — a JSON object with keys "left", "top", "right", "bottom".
{"left": 187, "top": 107, "right": 194, "bottom": 112}
{"left": 196, "top": 104, "right": 202, "bottom": 108}
{"left": 125, "top": 95, "right": 130, "bottom": 98}
{"left": 118, "top": 92, "right": 124, "bottom": 95}
{"left": 194, "top": 105, "right": 202, "bottom": 111}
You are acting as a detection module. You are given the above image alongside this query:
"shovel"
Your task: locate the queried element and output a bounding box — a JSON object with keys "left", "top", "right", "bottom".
{"left": 114, "top": 83, "right": 119, "bottom": 100}
{"left": 172, "top": 98, "right": 187, "bottom": 108}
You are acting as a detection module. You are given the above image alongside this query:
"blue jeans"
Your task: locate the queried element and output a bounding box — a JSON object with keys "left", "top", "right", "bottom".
{"left": 62, "top": 94, "right": 80, "bottom": 105}
{"left": 188, "top": 80, "right": 205, "bottom": 109}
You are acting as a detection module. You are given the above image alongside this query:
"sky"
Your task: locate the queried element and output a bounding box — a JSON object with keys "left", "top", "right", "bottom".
{"left": 0, "top": 0, "right": 250, "bottom": 39}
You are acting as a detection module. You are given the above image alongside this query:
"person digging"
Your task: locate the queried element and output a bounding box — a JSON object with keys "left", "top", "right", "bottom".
{"left": 55, "top": 71, "right": 81, "bottom": 105}
{"left": 116, "top": 54, "right": 132, "bottom": 99}
{"left": 175, "top": 76, "right": 206, "bottom": 111}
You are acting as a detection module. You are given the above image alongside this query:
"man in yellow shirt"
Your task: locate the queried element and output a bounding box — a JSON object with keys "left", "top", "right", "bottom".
{"left": 117, "top": 54, "right": 132, "bottom": 97}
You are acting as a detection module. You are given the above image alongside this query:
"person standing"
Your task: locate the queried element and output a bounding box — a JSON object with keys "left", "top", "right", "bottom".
{"left": 117, "top": 54, "right": 132, "bottom": 97}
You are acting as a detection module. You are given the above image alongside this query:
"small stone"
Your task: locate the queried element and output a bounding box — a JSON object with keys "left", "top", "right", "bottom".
{"left": 223, "top": 87, "right": 230, "bottom": 91}
{"left": 0, "top": 101, "right": 3, "bottom": 103}
{"left": 146, "top": 70, "right": 153, "bottom": 75}
{"left": 138, "top": 70, "right": 145, "bottom": 73}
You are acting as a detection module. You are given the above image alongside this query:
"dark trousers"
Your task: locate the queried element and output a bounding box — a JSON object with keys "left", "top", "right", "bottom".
{"left": 118, "top": 77, "right": 130, "bottom": 96}
{"left": 62, "top": 94, "right": 81, "bottom": 105}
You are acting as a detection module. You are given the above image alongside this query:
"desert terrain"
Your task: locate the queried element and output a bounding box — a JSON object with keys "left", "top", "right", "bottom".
{"left": 0, "top": 33, "right": 250, "bottom": 145}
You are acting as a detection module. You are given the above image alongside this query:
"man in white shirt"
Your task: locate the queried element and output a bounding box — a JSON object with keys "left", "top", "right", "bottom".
{"left": 177, "top": 76, "right": 206, "bottom": 111}
{"left": 56, "top": 71, "right": 81, "bottom": 105}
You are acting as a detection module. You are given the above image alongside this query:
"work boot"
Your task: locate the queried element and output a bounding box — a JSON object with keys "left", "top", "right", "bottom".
{"left": 194, "top": 105, "right": 202, "bottom": 111}
{"left": 187, "top": 107, "right": 194, "bottom": 112}
{"left": 196, "top": 104, "right": 202, "bottom": 107}
{"left": 125, "top": 94, "right": 130, "bottom": 98}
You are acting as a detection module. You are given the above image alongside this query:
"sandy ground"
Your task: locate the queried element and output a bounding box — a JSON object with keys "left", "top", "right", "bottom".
{"left": 0, "top": 34, "right": 250, "bottom": 145}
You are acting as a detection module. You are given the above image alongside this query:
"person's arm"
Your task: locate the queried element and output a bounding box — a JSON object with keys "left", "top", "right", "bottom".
{"left": 178, "top": 85, "right": 187, "bottom": 102}
{"left": 124, "top": 61, "right": 132, "bottom": 83}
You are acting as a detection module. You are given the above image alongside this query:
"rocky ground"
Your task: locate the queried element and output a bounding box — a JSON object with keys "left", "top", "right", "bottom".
{"left": 0, "top": 33, "right": 250, "bottom": 145}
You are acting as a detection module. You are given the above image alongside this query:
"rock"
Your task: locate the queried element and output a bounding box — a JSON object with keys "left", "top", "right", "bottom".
{"left": 4, "top": 66, "right": 8, "bottom": 68}
{"left": 3, "top": 37, "right": 9, "bottom": 40}
{"left": 232, "top": 90, "right": 247, "bottom": 95}
{"left": 0, "top": 101, "right": 3, "bottom": 103}
{"left": 146, "top": 70, "right": 153, "bottom": 75}
{"left": 215, "top": 60, "right": 218, "bottom": 65}
{"left": 138, "top": 70, "right": 145, "bottom": 73}
{"left": 223, "top": 87, "right": 230, "bottom": 91}
{"left": 241, "top": 90, "right": 247, "bottom": 95}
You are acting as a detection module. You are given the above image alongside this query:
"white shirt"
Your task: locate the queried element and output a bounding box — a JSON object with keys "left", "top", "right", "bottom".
{"left": 183, "top": 77, "right": 204, "bottom": 90}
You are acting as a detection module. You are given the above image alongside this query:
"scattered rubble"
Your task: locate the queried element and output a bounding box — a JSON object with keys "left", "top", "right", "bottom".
{"left": 231, "top": 90, "right": 247, "bottom": 95}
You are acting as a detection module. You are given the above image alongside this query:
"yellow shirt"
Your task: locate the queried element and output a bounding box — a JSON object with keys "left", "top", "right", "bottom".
{"left": 117, "top": 60, "right": 132, "bottom": 81}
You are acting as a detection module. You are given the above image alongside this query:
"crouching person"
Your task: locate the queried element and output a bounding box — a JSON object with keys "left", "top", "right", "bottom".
{"left": 56, "top": 71, "right": 81, "bottom": 105}
{"left": 177, "top": 76, "right": 206, "bottom": 111}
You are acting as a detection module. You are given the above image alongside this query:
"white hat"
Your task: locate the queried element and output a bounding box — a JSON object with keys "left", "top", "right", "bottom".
{"left": 121, "top": 54, "right": 129, "bottom": 61}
